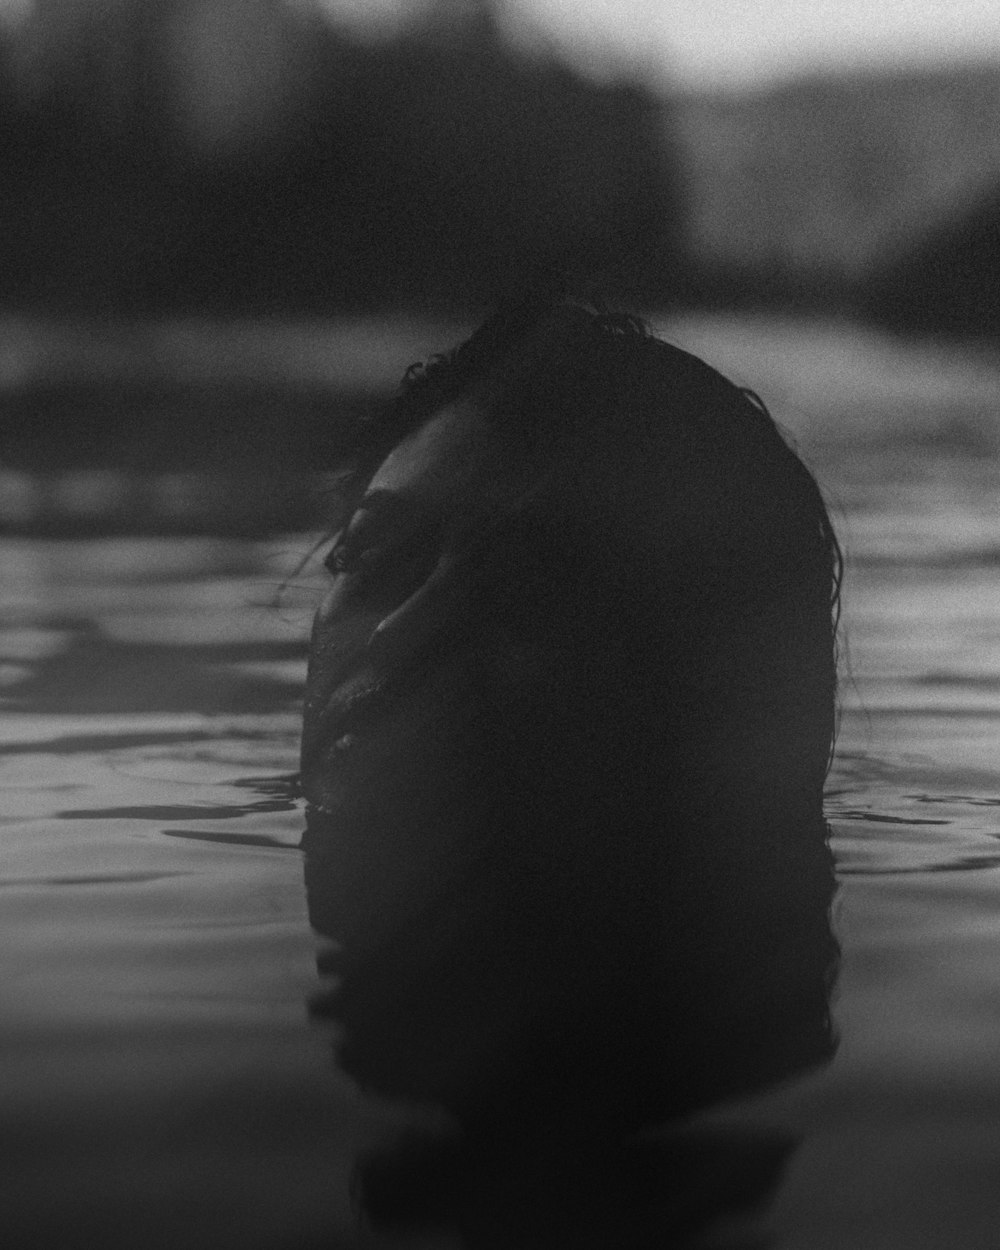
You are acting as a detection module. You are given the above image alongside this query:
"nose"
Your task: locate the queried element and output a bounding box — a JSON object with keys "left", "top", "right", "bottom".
{"left": 300, "top": 576, "right": 385, "bottom": 800}
{"left": 300, "top": 537, "right": 480, "bottom": 805}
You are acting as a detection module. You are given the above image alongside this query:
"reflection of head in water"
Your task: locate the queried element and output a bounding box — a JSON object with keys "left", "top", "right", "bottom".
{"left": 301, "top": 296, "right": 841, "bottom": 1244}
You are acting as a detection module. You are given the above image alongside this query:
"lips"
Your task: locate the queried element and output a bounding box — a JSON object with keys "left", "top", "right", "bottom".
{"left": 301, "top": 617, "right": 483, "bottom": 817}
{"left": 300, "top": 662, "right": 400, "bottom": 804}
{"left": 316, "top": 666, "right": 394, "bottom": 748}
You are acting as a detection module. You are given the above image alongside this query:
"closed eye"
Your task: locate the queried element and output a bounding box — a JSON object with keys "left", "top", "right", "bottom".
{"left": 323, "top": 491, "right": 440, "bottom": 581}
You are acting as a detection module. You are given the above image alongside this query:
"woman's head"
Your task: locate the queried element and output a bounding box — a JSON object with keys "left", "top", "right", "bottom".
{"left": 302, "top": 297, "right": 840, "bottom": 1122}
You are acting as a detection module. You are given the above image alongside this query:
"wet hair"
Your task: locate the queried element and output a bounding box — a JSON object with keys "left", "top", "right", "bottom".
{"left": 399, "top": 301, "right": 649, "bottom": 425}
{"left": 348, "top": 296, "right": 842, "bottom": 768}
{"left": 353, "top": 294, "right": 649, "bottom": 465}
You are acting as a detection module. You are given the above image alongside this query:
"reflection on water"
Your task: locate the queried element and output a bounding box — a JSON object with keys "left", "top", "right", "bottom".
{"left": 0, "top": 536, "right": 367, "bottom": 1250}
{"left": 5, "top": 317, "right": 1000, "bottom": 1246}
{"left": 304, "top": 795, "right": 837, "bottom": 1248}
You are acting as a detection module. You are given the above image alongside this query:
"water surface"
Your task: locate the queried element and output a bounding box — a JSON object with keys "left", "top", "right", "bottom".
{"left": 4, "top": 316, "right": 1000, "bottom": 1247}
{"left": 0, "top": 536, "right": 401, "bottom": 1249}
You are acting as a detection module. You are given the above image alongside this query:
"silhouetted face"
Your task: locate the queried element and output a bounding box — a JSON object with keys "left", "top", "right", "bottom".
{"left": 301, "top": 308, "right": 614, "bottom": 881}
{"left": 300, "top": 315, "right": 839, "bottom": 1126}
{"left": 300, "top": 395, "right": 537, "bottom": 958}
{"left": 301, "top": 396, "right": 493, "bottom": 793}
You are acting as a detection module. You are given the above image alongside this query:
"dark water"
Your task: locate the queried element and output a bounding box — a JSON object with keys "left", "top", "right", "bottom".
{"left": 4, "top": 316, "right": 1000, "bottom": 1247}
{"left": 0, "top": 538, "right": 361, "bottom": 1248}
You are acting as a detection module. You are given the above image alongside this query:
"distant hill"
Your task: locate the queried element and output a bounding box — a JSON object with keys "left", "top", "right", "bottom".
{"left": 671, "top": 63, "right": 1000, "bottom": 323}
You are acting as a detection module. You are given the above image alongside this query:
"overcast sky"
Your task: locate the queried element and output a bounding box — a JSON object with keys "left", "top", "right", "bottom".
{"left": 320, "top": 0, "right": 1000, "bottom": 89}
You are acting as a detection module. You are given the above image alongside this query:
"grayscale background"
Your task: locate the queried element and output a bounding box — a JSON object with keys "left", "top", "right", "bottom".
{"left": 3, "top": 3, "right": 1000, "bottom": 1247}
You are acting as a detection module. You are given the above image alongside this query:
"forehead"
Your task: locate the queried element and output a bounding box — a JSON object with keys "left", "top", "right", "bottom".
{"left": 367, "top": 399, "right": 495, "bottom": 504}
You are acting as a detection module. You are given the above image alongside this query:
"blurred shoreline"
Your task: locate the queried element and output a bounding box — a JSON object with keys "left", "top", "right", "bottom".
{"left": 4, "top": 310, "right": 1000, "bottom": 537}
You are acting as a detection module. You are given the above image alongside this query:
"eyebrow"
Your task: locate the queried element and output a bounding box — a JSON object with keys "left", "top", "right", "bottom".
{"left": 355, "top": 488, "right": 417, "bottom": 519}
{"left": 352, "top": 488, "right": 437, "bottom": 533}
{"left": 358, "top": 488, "right": 406, "bottom": 508}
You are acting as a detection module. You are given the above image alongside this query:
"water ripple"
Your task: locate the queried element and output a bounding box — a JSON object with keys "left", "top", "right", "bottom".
{"left": 839, "top": 854, "right": 1000, "bottom": 876}
{"left": 832, "top": 809, "right": 951, "bottom": 826}
{"left": 56, "top": 800, "right": 297, "bottom": 820}
{"left": 159, "top": 829, "right": 300, "bottom": 850}
{"left": 0, "top": 871, "right": 193, "bottom": 888}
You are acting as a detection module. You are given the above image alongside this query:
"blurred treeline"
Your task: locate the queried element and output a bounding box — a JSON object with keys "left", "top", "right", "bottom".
{"left": 0, "top": 0, "right": 679, "bottom": 314}
{"left": 1, "top": 0, "right": 999, "bottom": 334}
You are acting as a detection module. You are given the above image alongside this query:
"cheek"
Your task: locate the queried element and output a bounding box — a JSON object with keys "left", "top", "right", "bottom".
{"left": 299, "top": 576, "right": 553, "bottom": 938}
{"left": 302, "top": 644, "right": 502, "bottom": 947}
{"left": 300, "top": 582, "right": 382, "bottom": 781}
